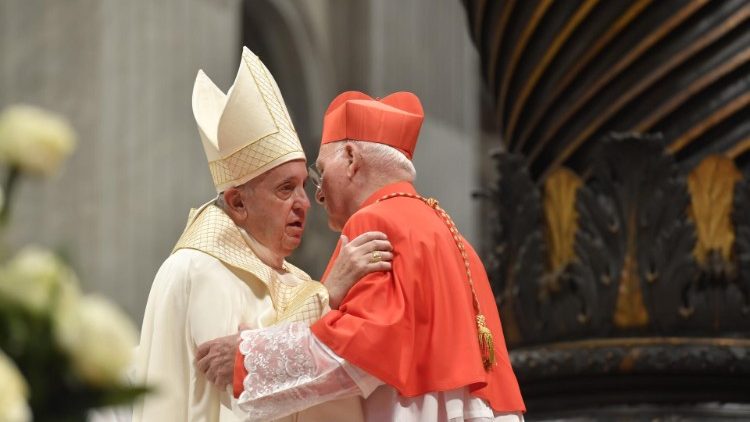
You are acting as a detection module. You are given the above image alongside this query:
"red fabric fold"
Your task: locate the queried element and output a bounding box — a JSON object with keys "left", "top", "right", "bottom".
{"left": 233, "top": 347, "right": 246, "bottom": 399}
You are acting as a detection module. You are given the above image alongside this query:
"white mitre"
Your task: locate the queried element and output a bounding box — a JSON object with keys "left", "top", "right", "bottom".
{"left": 192, "top": 47, "right": 306, "bottom": 192}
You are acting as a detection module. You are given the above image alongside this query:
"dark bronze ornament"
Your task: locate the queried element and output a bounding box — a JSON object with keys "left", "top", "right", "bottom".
{"left": 463, "top": 0, "right": 750, "bottom": 418}
{"left": 463, "top": 0, "right": 750, "bottom": 179}
{"left": 482, "top": 152, "right": 546, "bottom": 345}
{"left": 735, "top": 176, "right": 750, "bottom": 314}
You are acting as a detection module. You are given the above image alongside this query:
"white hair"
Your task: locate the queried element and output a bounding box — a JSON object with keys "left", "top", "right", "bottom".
{"left": 214, "top": 179, "right": 254, "bottom": 211}
{"left": 349, "top": 141, "right": 416, "bottom": 181}
{"left": 215, "top": 193, "right": 226, "bottom": 210}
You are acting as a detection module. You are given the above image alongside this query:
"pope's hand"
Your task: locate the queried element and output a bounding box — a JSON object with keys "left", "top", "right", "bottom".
{"left": 196, "top": 331, "right": 242, "bottom": 388}
{"left": 326, "top": 231, "right": 393, "bottom": 309}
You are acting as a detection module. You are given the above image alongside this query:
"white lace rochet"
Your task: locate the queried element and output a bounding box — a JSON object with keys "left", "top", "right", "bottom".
{"left": 237, "top": 322, "right": 360, "bottom": 421}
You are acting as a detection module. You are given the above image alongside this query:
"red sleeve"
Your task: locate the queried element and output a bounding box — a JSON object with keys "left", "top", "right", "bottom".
{"left": 311, "top": 210, "right": 415, "bottom": 389}
{"left": 233, "top": 346, "right": 247, "bottom": 399}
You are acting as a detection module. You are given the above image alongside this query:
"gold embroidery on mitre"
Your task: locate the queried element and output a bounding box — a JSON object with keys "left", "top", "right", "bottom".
{"left": 207, "top": 52, "right": 304, "bottom": 191}
{"left": 173, "top": 204, "right": 326, "bottom": 324}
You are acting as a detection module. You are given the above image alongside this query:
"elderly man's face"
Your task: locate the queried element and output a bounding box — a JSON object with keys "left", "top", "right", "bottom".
{"left": 241, "top": 160, "right": 310, "bottom": 257}
{"left": 314, "top": 143, "right": 355, "bottom": 231}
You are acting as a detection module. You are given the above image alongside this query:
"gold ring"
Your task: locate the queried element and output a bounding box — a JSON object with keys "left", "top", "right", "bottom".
{"left": 370, "top": 251, "right": 382, "bottom": 263}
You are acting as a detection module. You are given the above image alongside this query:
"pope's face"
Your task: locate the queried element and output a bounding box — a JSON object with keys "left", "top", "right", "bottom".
{"left": 314, "top": 143, "right": 354, "bottom": 231}
{"left": 242, "top": 160, "right": 310, "bottom": 257}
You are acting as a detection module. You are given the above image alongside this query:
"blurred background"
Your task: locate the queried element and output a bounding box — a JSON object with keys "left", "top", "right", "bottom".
{"left": 0, "top": 0, "right": 496, "bottom": 323}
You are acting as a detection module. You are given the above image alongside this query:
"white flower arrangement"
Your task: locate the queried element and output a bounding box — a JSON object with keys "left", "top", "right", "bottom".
{"left": 0, "top": 350, "right": 31, "bottom": 422}
{"left": 0, "top": 247, "right": 79, "bottom": 315}
{"left": 56, "top": 294, "right": 138, "bottom": 386}
{"left": 0, "top": 104, "right": 148, "bottom": 421}
{"left": 0, "top": 105, "right": 76, "bottom": 177}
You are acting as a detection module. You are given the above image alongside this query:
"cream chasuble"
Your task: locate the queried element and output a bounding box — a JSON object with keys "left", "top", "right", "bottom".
{"left": 133, "top": 204, "right": 364, "bottom": 422}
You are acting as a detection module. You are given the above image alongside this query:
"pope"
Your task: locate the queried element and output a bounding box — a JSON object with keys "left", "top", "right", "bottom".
{"left": 132, "top": 48, "right": 392, "bottom": 422}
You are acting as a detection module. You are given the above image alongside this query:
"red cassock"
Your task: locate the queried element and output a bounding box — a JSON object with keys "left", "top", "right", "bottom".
{"left": 235, "top": 181, "right": 525, "bottom": 413}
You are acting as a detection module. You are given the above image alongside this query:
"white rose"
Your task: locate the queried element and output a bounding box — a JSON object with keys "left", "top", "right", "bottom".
{"left": 55, "top": 295, "right": 137, "bottom": 386}
{"left": 0, "top": 247, "right": 79, "bottom": 314}
{"left": 49, "top": 272, "right": 82, "bottom": 345}
{"left": 0, "top": 105, "right": 77, "bottom": 176}
{"left": 0, "top": 350, "right": 31, "bottom": 422}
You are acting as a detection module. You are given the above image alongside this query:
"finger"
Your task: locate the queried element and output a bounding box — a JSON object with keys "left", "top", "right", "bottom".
{"left": 211, "top": 372, "right": 223, "bottom": 386}
{"left": 196, "top": 354, "right": 211, "bottom": 374}
{"left": 363, "top": 239, "right": 393, "bottom": 253}
{"left": 215, "top": 377, "right": 227, "bottom": 388}
{"left": 339, "top": 234, "right": 350, "bottom": 249}
{"left": 349, "top": 231, "right": 388, "bottom": 247}
{"left": 371, "top": 251, "right": 394, "bottom": 262}
{"left": 196, "top": 342, "right": 211, "bottom": 360}
{"left": 206, "top": 370, "right": 216, "bottom": 384}
{"left": 371, "top": 261, "right": 392, "bottom": 272}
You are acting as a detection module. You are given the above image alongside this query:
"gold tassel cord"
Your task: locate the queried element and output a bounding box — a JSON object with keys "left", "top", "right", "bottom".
{"left": 476, "top": 314, "right": 496, "bottom": 370}
{"left": 377, "top": 192, "right": 497, "bottom": 371}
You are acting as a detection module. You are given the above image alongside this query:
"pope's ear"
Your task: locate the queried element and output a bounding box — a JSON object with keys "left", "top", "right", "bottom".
{"left": 345, "top": 143, "right": 362, "bottom": 178}
{"left": 222, "top": 187, "right": 247, "bottom": 221}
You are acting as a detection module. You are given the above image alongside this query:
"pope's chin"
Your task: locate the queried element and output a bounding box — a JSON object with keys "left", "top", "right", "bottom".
{"left": 283, "top": 224, "right": 304, "bottom": 247}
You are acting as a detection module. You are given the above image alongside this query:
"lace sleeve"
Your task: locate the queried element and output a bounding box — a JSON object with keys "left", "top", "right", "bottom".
{"left": 237, "top": 322, "right": 362, "bottom": 421}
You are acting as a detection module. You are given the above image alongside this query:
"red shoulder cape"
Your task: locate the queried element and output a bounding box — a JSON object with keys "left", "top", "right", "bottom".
{"left": 311, "top": 182, "right": 525, "bottom": 412}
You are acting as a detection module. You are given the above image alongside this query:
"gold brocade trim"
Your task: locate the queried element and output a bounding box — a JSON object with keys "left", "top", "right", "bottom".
{"left": 208, "top": 138, "right": 304, "bottom": 190}
{"left": 173, "top": 203, "right": 326, "bottom": 325}
{"left": 275, "top": 282, "right": 329, "bottom": 324}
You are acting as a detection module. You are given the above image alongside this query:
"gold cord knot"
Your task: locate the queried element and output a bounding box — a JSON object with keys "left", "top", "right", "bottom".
{"left": 426, "top": 198, "right": 439, "bottom": 209}
{"left": 476, "top": 314, "right": 496, "bottom": 370}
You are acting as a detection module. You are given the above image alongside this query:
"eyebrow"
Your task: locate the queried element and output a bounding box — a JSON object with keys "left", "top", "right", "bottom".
{"left": 275, "top": 176, "right": 297, "bottom": 186}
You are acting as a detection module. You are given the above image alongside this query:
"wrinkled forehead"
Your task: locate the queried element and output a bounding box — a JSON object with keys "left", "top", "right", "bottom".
{"left": 254, "top": 159, "right": 308, "bottom": 184}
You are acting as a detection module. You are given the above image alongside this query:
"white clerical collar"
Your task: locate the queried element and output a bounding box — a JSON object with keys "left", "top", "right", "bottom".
{"left": 239, "top": 228, "right": 286, "bottom": 271}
